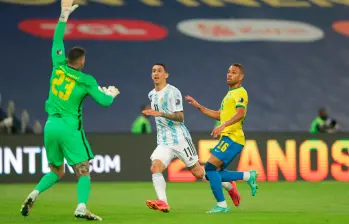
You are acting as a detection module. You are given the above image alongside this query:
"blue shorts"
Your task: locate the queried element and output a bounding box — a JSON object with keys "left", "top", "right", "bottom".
{"left": 211, "top": 136, "right": 244, "bottom": 169}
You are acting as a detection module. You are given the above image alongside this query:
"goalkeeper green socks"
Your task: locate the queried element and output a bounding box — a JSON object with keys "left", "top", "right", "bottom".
{"left": 77, "top": 176, "right": 91, "bottom": 204}
{"left": 35, "top": 172, "right": 59, "bottom": 193}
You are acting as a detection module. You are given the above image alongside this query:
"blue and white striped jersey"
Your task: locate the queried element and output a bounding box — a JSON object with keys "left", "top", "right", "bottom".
{"left": 148, "top": 84, "right": 192, "bottom": 146}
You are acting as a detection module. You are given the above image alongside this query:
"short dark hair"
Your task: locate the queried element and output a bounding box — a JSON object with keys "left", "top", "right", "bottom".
{"left": 233, "top": 63, "right": 244, "bottom": 74}
{"left": 154, "top": 63, "right": 168, "bottom": 73}
{"left": 68, "top": 47, "right": 85, "bottom": 63}
{"left": 318, "top": 107, "right": 327, "bottom": 115}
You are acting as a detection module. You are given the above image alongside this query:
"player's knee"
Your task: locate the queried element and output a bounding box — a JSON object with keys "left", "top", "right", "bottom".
{"left": 73, "top": 161, "right": 90, "bottom": 178}
{"left": 75, "top": 171, "right": 90, "bottom": 179}
{"left": 205, "top": 162, "right": 217, "bottom": 172}
{"left": 150, "top": 160, "right": 165, "bottom": 174}
{"left": 204, "top": 162, "right": 218, "bottom": 180}
{"left": 51, "top": 169, "right": 65, "bottom": 179}
{"left": 150, "top": 164, "right": 161, "bottom": 174}
{"left": 49, "top": 164, "right": 65, "bottom": 179}
{"left": 57, "top": 170, "right": 65, "bottom": 179}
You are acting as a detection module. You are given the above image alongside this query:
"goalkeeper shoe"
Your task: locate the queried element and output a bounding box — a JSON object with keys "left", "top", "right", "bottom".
{"left": 20, "top": 195, "right": 37, "bottom": 217}
{"left": 146, "top": 199, "right": 170, "bottom": 213}
{"left": 228, "top": 181, "right": 241, "bottom": 207}
{"left": 74, "top": 208, "right": 102, "bottom": 221}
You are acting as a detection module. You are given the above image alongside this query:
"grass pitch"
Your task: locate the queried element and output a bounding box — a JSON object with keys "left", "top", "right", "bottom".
{"left": 0, "top": 181, "right": 348, "bottom": 223}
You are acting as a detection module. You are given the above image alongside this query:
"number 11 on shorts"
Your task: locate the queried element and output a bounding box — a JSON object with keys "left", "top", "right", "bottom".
{"left": 184, "top": 147, "right": 196, "bottom": 157}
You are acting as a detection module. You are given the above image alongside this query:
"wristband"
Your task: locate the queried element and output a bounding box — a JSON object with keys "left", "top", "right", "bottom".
{"left": 59, "top": 7, "right": 70, "bottom": 22}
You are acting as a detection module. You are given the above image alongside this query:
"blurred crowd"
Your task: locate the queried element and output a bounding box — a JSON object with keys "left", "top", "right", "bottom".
{"left": 0, "top": 94, "right": 341, "bottom": 135}
{"left": 0, "top": 93, "right": 42, "bottom": 135}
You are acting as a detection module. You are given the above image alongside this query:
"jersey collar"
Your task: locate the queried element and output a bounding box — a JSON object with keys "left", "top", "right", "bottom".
{"left": 155, "top": 84, "right": 169, "bottom": 93}
{"left": 229, "top": 86, "right": 242, "bottom": 91}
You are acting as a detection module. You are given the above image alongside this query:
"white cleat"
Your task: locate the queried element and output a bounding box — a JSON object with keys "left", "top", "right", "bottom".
{"left": 74, "top": 208, "right": 102, "bottom": 221}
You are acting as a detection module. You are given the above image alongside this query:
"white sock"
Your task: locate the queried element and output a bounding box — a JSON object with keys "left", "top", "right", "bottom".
{"left": 243, "top": 171, "right": 250, "bottom": 181}
{"left": 152, "top": 173, "right": 168, "bottom": 204}
{"left": 217, "top": 200, "right": 228, "bottom": 208}
{"left": 222, "top": 182, "right": 233, "bottom": 191}
{"left": 77, "top": 203, "right": 86, "bottom": 211}
{"left": 29, "top": 190, "right": 39, "bottom": 199}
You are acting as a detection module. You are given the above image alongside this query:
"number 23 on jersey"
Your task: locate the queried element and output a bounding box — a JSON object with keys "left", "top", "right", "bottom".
{"left": 51, "top": 70, "right": 76, "bottom": 101}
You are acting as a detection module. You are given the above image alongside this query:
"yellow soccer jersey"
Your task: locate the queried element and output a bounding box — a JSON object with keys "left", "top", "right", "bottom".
{"left": 220, "top": 86, "right": 248, "bottom": 145}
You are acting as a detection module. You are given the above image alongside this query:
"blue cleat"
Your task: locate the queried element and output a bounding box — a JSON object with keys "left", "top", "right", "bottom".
{"left": 206, "top": 206, "right": 230, "bottom": 214}
{"left": 246, "top": 170, "right": 259, "bottom": 196}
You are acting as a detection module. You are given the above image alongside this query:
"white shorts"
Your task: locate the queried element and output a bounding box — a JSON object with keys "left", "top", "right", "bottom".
{"left": 150, "top": 138, "right": 199, "bottom": 168}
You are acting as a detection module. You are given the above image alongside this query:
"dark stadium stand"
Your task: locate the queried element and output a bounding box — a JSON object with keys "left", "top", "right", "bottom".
{"left": 1, "top": 1, "right": 348, "bottom": 132}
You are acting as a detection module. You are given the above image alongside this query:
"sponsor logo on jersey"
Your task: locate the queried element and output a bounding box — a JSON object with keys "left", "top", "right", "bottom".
{"left": 177, "top": 19, "right": 324, "bottom": 42}
{"left": 19, "top": 19, "right": 168, "bottom": 41}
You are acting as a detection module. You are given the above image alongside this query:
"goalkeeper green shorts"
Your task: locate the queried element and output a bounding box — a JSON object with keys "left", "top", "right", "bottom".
{"left": 44, "top": 116, "right": 94, "bottom": 167}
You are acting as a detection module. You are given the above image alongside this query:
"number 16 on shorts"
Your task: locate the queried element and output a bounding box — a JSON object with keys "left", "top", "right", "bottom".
{"left": 211, "top": 136, "right": 244, "bottom": 168}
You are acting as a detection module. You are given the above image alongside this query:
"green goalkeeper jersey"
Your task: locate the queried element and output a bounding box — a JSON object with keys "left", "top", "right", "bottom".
{"left": 45, "top": 21, "right": 113, "bottom": 130}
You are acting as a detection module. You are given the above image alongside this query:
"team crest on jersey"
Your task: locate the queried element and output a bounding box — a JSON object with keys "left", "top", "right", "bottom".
{"left": 238, "top": 97, "right": 244, "bottom": 103}
{"left": 56, "top": 49, "right": 62, "bottom": 55}
{"left": 160, "top": 98, "right": 164, "bottom": 103}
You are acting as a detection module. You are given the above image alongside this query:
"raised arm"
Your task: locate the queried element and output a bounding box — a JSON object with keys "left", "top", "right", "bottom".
{"left": 84, "top": 76, "right": 119, "bottom": 107}
{"left": 185, "top": 95, "right": 220, "bottom": 121}
{"left": 51, "top": 22, "right": 67, "bottom": 66}
{"left": 87, "top": 86, "right": 114, "bottom": 107}
{"left": 52, "top": 0, "right": 79, "bottom": 66}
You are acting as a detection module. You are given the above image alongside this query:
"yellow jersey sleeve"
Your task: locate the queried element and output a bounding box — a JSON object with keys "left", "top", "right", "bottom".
{"left": 220, "top": 87, "right": 248, "bottom": 145}
{"left": 233, "top": 89, "right": 248, "bottom": 109}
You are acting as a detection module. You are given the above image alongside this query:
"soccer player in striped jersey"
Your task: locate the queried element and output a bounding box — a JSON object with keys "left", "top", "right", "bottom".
{"left": 142, "top": 63, "right": 239, "bottom": 213}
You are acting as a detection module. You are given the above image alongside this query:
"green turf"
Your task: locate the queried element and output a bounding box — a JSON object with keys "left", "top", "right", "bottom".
{"left": 1, "top": 181, "right": 349, "bottom": 223}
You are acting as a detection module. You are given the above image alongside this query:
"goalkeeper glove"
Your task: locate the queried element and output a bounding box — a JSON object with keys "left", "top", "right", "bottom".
{"left": 59, "top": 0, "right": 79, "bottom": 22}
{"left": 98, "top": 86, "right": 120, "bottom": 98}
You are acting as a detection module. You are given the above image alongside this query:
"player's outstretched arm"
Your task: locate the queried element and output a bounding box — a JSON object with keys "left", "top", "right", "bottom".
{"left": 88, "top": 86, "right": 119, "bottom": 107}
{"left": 84, "top": 75, "right": 119, "bottom": 107}
{"left": 161, "top": 111, "right": 184, "bottom": 122}
{"left": 52, "top": 0, "right": 79, "bottom": 66}
{"left": 160, "top": 88, "right": 185, "bottom": 122}
{"left": 211, "top": 107, "right": 245, "bottom": 138}
{"left": 222, "top": 90, "right": 248, "bottom": 127}
{"left": 222, "top": 108, "right": 245, "bottom": 127}
{"left": 143, "top": 88, "right": 185, "bottom": 122}
{"left": 185, "top": 95, "right": 220, "bottom": 121}
{"left": 142, "top": 110, "right": 184, "bottom": 122}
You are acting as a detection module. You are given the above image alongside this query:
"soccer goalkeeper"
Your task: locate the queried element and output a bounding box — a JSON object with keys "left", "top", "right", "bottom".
{"left": 20, "top": 0, "right": 119, "bottom": 221}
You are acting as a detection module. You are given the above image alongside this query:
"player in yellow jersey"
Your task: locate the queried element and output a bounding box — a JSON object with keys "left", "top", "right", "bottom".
{"left": 185, "top": 64, "right": 258, "bottom": 213}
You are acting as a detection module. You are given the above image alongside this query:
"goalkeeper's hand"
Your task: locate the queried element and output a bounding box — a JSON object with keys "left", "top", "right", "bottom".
{"left": 98, "top": 86, "right": 120, "bottom": 98}
{"left": 60, "top": 0, "right": 79, "bottom": 22}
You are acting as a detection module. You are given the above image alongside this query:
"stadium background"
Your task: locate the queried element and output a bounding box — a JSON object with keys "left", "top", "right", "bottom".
{"left": 0, "top": 0, "right": 349, "bottom": 223}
